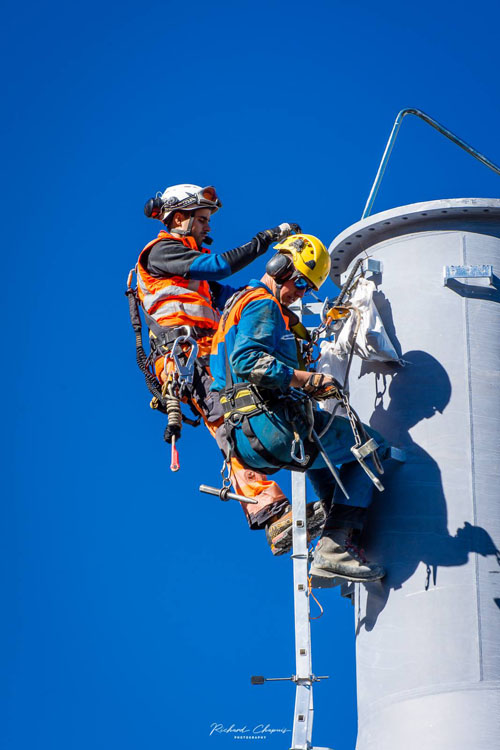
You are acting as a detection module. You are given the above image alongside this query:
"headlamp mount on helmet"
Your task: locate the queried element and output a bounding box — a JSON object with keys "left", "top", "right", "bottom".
{"left": 289, "top": 237, "right": 306, "bottom": 252}
{"left": 270, "top": 234, "right": 331, "bottom": 291}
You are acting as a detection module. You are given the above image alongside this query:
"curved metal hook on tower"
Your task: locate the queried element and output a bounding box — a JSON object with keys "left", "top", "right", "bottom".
{"left": 362, "top": 108, "right": 500, "bottom": 220}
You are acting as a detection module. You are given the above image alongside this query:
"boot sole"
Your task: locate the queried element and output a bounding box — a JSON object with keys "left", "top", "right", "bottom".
{"left": 308, "top": 571, "right": 343, "bottom": 589}
{"left": 267, "top": 503, "right": 326, "bottom": 556}
{"left": 309, "top": 565, "right": 385, "bottom": 584}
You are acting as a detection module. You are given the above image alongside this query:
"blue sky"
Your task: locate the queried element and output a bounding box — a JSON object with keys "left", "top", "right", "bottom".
{"left": 3, "top": 1, "right": 500, "bottom": 748}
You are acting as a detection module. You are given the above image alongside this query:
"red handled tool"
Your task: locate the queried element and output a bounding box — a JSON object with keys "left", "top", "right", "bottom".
{"left": 170, "top": 436, "right": 180, "bottom": 472}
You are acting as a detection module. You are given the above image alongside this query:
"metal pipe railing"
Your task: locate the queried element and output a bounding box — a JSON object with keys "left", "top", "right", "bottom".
{"left": 362, "top": 108, "right": 500, "bottom": 219}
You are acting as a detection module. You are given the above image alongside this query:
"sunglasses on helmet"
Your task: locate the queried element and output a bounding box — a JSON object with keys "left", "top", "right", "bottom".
{"left": 167, "top": 186, "right": 222, "bottom": 211}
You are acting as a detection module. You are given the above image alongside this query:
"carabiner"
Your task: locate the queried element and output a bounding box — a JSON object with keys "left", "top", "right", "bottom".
{"left": 171, "top": 335, "right": 198, "bottom": 385}
{"left": 291, "top": 433, "right": 308, "bottom": 466}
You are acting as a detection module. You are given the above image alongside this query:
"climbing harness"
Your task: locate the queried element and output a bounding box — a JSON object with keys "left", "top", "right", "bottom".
{"left": 220, "top": 382, "right": 266, "bottom": 423}
{"left": 125, "top": 268, "right": 202, "bottom": 470}
{"left": 220, "top": 384, "right": 319, "bottom": 475}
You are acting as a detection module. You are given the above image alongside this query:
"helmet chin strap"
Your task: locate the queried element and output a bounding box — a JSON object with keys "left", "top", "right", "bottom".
{"left": 275, "top": 282, "right": 284, "bottom": 306}
{"left": 170, "top": 212, "right": 196, "bottom": 237}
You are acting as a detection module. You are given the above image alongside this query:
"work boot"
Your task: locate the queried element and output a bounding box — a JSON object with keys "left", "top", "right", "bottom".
{"left": 309, "top": 528, "right": 385, "bottom": 586}
{"left": 266, "top": 501, "right": 327, "bottom": 556}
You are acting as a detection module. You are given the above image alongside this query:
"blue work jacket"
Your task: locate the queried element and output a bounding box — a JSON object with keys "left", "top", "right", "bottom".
{"left": 210, "top": 280, "right": 298, "bottom": 394}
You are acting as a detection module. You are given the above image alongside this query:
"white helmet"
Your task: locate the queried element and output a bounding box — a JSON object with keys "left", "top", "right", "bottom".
{"left": 144, "top": 184, "right": 222, "bottom": 224}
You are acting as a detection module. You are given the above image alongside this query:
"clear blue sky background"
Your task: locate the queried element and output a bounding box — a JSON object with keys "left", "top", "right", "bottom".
{"left": 3, "top": 1, "right": 500, "bottom": 748}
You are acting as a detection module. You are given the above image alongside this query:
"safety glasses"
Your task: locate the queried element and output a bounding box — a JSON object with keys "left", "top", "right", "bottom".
{"left": 292, "top": 273, "right": 314, "bottom": 292}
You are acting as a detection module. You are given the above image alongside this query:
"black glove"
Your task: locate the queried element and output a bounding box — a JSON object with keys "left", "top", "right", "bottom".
{"left": 164, "top": 423, "right": 181, "bottom": 444}
{"left": 303, "top": 373, "right": 343, "bottom": 401}
{"left": 262, "top": 222, "right": 303, "bottom": 242}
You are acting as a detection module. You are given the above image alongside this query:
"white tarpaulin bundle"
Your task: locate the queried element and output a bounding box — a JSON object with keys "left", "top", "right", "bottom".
{"left": 328, "top": 276, "right": 401, "bottom": 364}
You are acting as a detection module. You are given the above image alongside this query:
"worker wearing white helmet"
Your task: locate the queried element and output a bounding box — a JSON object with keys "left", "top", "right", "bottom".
{"left": 131, "top": 182, "right": 305, "bottom": 548}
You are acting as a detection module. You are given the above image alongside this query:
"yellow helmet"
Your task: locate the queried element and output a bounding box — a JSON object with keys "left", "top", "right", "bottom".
{"left": 274, "top": 234, "right": 331, "bottom": 290}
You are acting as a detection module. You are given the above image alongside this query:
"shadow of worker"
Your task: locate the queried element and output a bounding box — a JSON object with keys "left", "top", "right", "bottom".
{"left": 355, "top": 349, "right": 500, "bottom": 633}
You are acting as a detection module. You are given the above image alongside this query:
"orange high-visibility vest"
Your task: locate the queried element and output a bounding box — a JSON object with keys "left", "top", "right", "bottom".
{"left": 211, "top": 285, "right": 290, "bottom": 357}
{"left": 136, "top": 231, "right": 220, "bottom": 332}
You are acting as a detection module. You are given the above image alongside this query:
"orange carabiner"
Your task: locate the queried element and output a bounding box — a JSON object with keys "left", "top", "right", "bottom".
{"left": 326, "top": 305, "right": 351, "bottom": 322}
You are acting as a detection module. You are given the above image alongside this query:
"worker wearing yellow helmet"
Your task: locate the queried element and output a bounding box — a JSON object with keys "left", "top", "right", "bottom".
{"left": 270, "top": 233, "right": 332, "bottom": 293}
{"left": 210, "top": 233, "right": 390, "bottom": 585}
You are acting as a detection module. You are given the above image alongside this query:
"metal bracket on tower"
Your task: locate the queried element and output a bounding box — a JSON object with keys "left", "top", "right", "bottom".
{"left": 443, "top": 264, "right": 494, "bottom": 286}
{"left": 250, "top": 674, "right": 329, "bottom": 685}
{"left": 389, "top": 446, "right": 406, "bottom": 462}
{"left": 340, "top": 257, "right": 382, "bottom": 286}
{"left": 290, "top": 300, "right": 325, "bottom": 317}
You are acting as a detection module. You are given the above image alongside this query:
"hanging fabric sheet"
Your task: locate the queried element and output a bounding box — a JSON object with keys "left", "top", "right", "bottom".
{"left": 330, "top": 277, "right": 401, "bottom": 364}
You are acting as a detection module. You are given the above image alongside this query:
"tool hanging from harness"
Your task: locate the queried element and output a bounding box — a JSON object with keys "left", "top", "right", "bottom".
{"left": 125, "top": 269, "right": 201, "bottom": 470}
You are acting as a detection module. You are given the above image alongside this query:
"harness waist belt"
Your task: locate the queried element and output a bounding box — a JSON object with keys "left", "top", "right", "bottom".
{"left": 150, "top": 323, "right": 213, "bottom": 349}
{"left": 219, "top": 383, "right": 265, "bottom": 421}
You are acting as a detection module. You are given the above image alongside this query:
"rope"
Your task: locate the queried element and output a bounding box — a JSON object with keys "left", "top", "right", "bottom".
{"left": 308, "top": 575, "right": 325, "bottom": 620}
{"left": 164, "top": 382, "right": 182, "bottom": 433}
{"left": 334, "top": 258, "right": 365, "bottom": 305}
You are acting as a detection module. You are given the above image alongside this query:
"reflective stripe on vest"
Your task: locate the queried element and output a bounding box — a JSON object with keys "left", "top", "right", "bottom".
{"left": 136, "top": 231, "right": 220, "bottom": 331}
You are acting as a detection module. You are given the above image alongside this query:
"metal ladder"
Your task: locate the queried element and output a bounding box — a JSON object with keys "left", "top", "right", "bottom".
{"left": 289, "top": 471, "right": 332, "bottom": 750}
{"left": 250, "top": 298, "right": 333, "bottom": 750}
{"left": 250, "top": 472, "right": 332, "bottom": 750}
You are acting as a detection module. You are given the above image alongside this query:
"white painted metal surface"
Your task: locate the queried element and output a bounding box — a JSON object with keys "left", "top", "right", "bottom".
{"left": 324, "top": 198, "right": 500, "bottom": 750}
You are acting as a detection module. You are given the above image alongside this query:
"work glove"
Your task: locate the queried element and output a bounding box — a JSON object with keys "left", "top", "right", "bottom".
{"left": 303, "top": 373, "right": 343, "bottom": 401}
{"left": 263, "top": 222, "right": 302, "bottom": 242}
{"left": 164, "top": 423, "right": 181, "bottom": 444}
